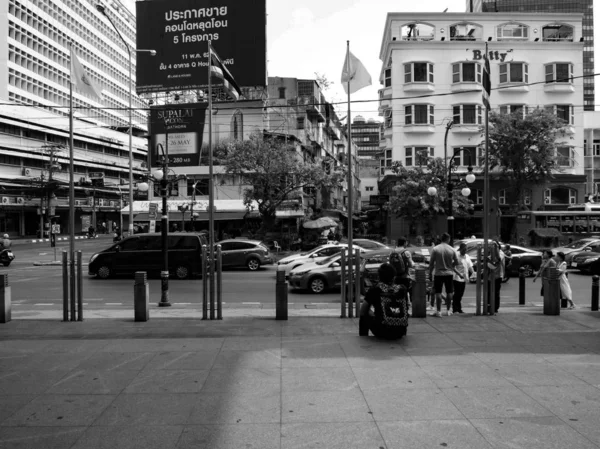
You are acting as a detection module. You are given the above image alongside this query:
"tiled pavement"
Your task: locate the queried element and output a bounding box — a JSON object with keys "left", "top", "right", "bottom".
{"left": 0, "top": 307, "right": 599, "bottom": 448}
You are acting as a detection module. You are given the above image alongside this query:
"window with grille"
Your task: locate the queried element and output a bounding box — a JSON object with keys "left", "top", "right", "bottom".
{"left": 384, "top": 68, "right": 391, "bottom": 87}
{"left": 556, "top": 146, "right": 574, "bottom": 167}
{"left": 452, "top": 105, "right": 482, "bottom": 125}
{"left": 499, "top": 62, "right": 528, "bottom": 84}
{"left": 545, "top": 63, "right": 573, "bottom": 84}
{"left": 452, "top": 62, "right": 481, "bottom": 83}
{"left": 405, "top": 147, "right": 433, "bottom": 166}
{"left": 499, "top": 105, "right": 529, "bottom": 117}
{"left": 405, "top": 105, "right": 434, "bottom": 125}
{"left": 404, "top": 62, "right": 434, "bottom": 83}
{"left": 545, "top": 105, "right": 574, "bottom": 125}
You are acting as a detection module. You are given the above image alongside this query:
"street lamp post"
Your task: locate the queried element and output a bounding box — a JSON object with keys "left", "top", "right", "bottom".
{"left": 95, "top": 4, "right": 155, "bottom": 236}
{"left": 138, "top": 145, "right": 186, "bottom": 307}
{"left": 190, "top": 180, "right": 201, "bottom": 232}
{"left": 428, "top": 148, "right": 476, "bottom": 243}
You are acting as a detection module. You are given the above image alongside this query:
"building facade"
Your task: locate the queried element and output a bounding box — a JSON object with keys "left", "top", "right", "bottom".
{"left": 0, "top": 0, "right": 149, "bottom": 236}
{"left": 467, "top": 0, "right": 595, "bottom": 111}
{"left": 350, "top": 116, "right": 382, "bottom": 210}
{"left": 378, "top": 12, "right": 585, "bottom": 242}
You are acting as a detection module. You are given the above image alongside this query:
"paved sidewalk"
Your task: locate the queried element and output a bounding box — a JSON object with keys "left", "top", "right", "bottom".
{"left": 0, "top": 308, "right": 599, "bottom": 449}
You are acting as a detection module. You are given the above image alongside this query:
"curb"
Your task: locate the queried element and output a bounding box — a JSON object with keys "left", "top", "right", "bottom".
{"left": 33, "top": 261, "right": 63, "bottom": 266}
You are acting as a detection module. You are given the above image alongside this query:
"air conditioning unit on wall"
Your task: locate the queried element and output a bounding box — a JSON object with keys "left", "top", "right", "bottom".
{"left": 17, "top": 197, "right": 24, "bottom": 205}
{"left": 22, "top": 168, "right": 31, "bottom": 176}
{"left": 1, "top": 197, "right": 9, "bottom": 205}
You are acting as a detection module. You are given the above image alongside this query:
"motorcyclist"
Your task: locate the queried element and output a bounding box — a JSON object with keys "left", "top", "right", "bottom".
{"left": 0, "top": 234, "right": 11, "bottom": 250}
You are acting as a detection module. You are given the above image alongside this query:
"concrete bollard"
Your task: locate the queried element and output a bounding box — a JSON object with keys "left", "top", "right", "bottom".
{"left": 592, "top": 275, "right": 599, "bottom": 312}
{"left": 543, "top": 267, "right": 560, "bottom": 316}
{"left": 518, "top": 267, "right": 526, "bottom": 306}
{"left": 0, "top": 274, "right": 11, "bottom": 323}
{"left": 276, "top": 269, "right": 288, "bottom": 320}
{"left": 134, "top": 271, "right": 149, "bottom": 322}
{"left": 411, "top": 267, "right": 427, "bottom": 318}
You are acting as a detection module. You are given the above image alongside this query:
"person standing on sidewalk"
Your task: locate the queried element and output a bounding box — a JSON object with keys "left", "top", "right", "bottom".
{"left": 429, "top": 233, "right": 463, "bottom": 317}
{"left": 392, "top": 237, "right": 414, "bottom": 296}
{"left": 486, "top": 241, "right": 505, "bottom": 314}
{"left": 556, "top": 251, "right": 576, "bottom": 309}
{"left": 533, "top": 249, "right": 557, "bottom": 297}
{"left": 453, "top": 242, "right": 473, "bottom": 314}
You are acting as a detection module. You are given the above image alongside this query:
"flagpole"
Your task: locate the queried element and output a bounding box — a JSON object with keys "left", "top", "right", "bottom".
{"left": 68, "top": 48, "right": 76, "bottom": 323}
{"left": 482, "top": 41, "right": 490, "bottom": 316}
{"left": 207, "top": 41, "right": 216, "bottom": 320}
{"left": 346, "top": 40, "right": 354, "bottom": 317}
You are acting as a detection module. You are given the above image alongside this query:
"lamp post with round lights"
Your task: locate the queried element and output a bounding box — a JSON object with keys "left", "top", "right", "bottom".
{"left": 137, "top": 144, "right": 186, "bottom": 307}
{"left": 428, "top": 149, "right": 476, "bottom": 243}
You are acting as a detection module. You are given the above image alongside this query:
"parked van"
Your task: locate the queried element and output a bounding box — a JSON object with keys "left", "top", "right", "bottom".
{"left": 88, "top": 232, "right": 208, "bottom": 280}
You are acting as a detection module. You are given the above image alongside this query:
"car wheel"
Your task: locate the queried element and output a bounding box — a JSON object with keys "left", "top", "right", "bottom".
{"left": 521, "top": 264, "right": 534, "bottom": 277}
{"left": 309, "top": 276, "right": 327, "bottom": 294}
{"left": 97, "top": 265, "right": 111, "bottom": 279}
{"left": 174, "top": 265, "right": 190, "bottom": 280}
{"left": 247, "top": 257, "right": 260, "bottom": 271}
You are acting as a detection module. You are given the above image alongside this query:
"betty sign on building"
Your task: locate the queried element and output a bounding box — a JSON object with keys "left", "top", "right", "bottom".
{"left": 149, "top": 103, "right": 208, "bottom": 167}
{"left": 136, "top": 0, "right": 266, "bottom": 94}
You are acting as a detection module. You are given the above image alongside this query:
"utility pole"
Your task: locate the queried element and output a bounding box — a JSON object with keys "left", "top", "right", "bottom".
{"left": 41, "top": 145, "right": 62, "bottom": 239}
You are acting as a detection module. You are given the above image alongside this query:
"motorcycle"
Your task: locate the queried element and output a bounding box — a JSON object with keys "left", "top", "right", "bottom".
{"left": 0, "top": 249, "right": 15, "bottom": 267}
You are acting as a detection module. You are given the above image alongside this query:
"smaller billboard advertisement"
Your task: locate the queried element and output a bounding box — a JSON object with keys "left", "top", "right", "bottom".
{"left": 149, "top": 103, "right": 208, "bottom": 167}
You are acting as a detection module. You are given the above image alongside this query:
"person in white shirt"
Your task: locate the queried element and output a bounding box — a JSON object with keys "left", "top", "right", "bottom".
{"left": 453, "top": 242, "right": 473, "bottom": 314}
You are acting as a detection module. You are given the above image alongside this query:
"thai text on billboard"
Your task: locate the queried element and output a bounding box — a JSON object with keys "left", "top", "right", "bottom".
{"left": 136, "top": 0, "right": 266, "bottom": 94}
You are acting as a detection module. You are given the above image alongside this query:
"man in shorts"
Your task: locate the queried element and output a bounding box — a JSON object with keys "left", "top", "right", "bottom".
{"left": 428, "top": 233, "right": 463, "bottom": 317}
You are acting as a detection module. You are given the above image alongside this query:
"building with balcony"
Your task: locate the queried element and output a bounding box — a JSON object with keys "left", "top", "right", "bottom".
{"left": 467, "top": 0, "right": 595, "bottom": 111}
{"left": 267, "top": 77, "right": 360, "bottom": 224}
{"left": 378, "top": 12, "right": 585, "bottom": 242}
{"left": 0, "top": 0, "right": 149, "bottom": 236}
{"left": 350, "top": 116, "right": 382, "bottom": 209}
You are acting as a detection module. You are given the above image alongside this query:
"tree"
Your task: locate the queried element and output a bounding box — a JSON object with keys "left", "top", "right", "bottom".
{"left": 486, "top": 108, "right": 568, "bottom": 238}
{"left": 314, "top": 72, "right": 333, "bottom": 91}
{"left": 220, "top": 132, "right": 345, "bottom": 231}
{"left": 386, "top": 158, "right": 472, "bottom": 236}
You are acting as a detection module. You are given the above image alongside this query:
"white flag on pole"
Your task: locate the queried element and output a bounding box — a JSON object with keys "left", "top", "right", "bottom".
{"left": 341, "top": 49, "right": 372, "bottom": 94}
{"left": 70, "top": 49, "right": 103, "bottom": 99}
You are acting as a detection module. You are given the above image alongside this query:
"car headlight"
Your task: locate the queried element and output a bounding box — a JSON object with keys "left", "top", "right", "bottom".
{"left": 89, "top": 253, "right": 99, "bottom": 263}
{"left": 278, "top": 259, "right": 292, "bottom": 265}
{"left": 292, "top": 270, "right": 311, "bottom": 276}
{"left": 585, "top": 257, "right": 600, "bottom": 263}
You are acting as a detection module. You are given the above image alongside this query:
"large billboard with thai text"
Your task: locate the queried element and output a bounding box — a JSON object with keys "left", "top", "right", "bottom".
{"left": 136, "top": 0, "right": 266, "bottom": 94}
{"left": 149, "top": 103, "right": 208, "bottom": 167}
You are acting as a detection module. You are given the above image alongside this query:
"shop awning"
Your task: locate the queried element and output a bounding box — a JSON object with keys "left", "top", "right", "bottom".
{"left": 528, "top": 228, "right": 562, "bottom": 238}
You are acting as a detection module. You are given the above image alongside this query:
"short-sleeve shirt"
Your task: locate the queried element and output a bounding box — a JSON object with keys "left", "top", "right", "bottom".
{"left": 454, "top": 252, "right": 473, "bottom": 282}
{"left": 430, "top": 243, "right": 458, "bottom": 276}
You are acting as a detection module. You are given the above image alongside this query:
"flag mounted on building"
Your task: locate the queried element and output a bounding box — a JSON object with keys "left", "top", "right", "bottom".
{"left": 70, "top": 48, "right": 103, "bottom": 99}
{"left": 209, "top": 44, "right": 242, "bottom": 101}
{"left": 482, "top": 52, "right": 491, "bottom": 109}
{"left": 341, "top": 48, "right": 372, "bottom": 94}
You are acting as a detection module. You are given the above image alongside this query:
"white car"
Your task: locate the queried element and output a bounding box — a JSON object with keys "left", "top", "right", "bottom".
{"left": 277, "top": 243, "right": 365, "bottom": 276}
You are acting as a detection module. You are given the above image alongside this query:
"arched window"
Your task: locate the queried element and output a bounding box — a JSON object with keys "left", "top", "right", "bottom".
{"left": 496, "top": 22, "right": 529, "bottom": 40}
{"left": 542, "top": 23, "right": 573, "bottom": 42}
{"left": 400, "top": 22, "right": 435, "bottom": 41}
{"left": 449, "top": 22, "right": 482, "bottom": 41}
{"left": 544, "top": 187, "right": 577, "bottom": 205}
{"left": 230, "top": 110, "right": 243, "bottom": 140}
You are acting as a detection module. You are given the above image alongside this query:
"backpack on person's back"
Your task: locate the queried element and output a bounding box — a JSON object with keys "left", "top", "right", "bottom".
{"left": 389, "top": 252, "right": 406, "bottom": 277}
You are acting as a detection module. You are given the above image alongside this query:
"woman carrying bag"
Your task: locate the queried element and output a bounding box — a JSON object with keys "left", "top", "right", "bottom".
{"left": 556, "top": 251, "right": 576, "bottom": 309}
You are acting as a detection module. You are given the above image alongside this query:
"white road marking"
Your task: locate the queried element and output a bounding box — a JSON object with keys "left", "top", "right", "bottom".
{"left": 243, "top": 302, "right": 261, "bottom": 304}
{"left": 105, "top": 302, "right": 122, "bottom": 305}
{"left": 34, "top": 303, "right": 54, "bottom": 306}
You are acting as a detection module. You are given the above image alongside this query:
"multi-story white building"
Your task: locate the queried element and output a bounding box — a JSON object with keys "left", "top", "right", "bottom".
{"left": 0, "top": 0, "right": 148, "bottom": 236}
{"left": 378, "top": 12, "right": 585, "bottom": 241}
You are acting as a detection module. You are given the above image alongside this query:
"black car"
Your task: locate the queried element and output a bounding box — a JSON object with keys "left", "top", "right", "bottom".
{"left": 571, "top": 248, "right": 600, "bottom": 274}
{"left": 88, "top": 232, "right": 208, "bottom": 279}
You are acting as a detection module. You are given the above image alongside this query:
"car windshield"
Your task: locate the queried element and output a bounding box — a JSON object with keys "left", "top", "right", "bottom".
{"left": 564, "top": 239, "right": 593, "bottom": 249}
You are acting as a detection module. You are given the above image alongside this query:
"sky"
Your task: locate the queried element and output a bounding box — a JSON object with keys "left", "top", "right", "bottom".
{"left": 266, "top": 0, "right": 600, "bottom": 120}
{"left": 123, "top": 0, "right": 599, "bottom": 120}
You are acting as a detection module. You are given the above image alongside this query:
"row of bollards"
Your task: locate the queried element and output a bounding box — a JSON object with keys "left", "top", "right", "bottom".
{"left": 132, "top": 245, "right": 223, "bottom": 322}
{"left": 340, "top": 249, "right": 361, "bottom": 318}
{"left": 62, "top": 250, "right": 83, "bottom": 321}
